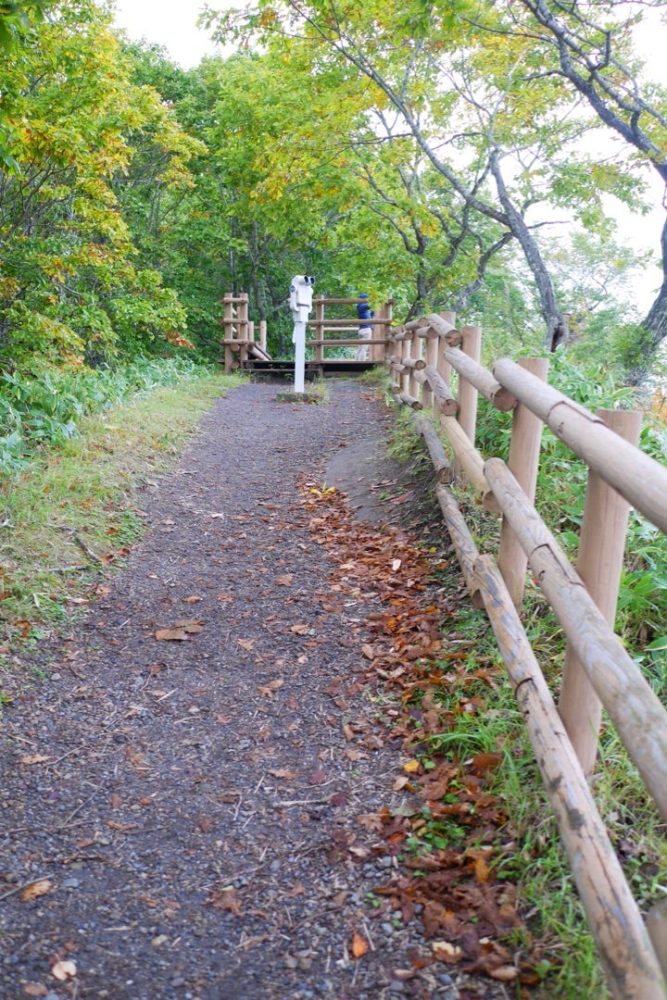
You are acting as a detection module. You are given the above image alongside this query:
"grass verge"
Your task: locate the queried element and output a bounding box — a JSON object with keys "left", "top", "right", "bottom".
{"left": 0, "top": 371, "right": 243, "bottom": 672}
{"left": 385, "top": 404, "right": 666, "bottom": 999}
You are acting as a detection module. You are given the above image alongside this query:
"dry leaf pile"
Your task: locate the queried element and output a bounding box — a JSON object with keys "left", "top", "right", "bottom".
{"left": 300, "top": 482, "right": 544, "bottom": 988}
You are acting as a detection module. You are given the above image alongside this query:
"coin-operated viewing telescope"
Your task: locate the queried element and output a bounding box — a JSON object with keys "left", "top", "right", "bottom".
{"left": 289, "top": 275, "right": 314, "bottom": 394}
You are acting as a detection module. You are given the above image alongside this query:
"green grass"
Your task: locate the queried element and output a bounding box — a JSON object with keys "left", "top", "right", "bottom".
{"left": 0, "top": 370, "right": 243, "bottom": 661}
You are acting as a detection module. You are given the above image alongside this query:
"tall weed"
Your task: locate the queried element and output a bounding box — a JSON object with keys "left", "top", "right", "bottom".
{"left": 0, "top": 356, "right": 209, "bottom": 472}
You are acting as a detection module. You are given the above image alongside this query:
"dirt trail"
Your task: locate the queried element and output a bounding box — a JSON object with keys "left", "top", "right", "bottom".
{"left": 1, "top": 381, "right": 497, "bottom": 1000}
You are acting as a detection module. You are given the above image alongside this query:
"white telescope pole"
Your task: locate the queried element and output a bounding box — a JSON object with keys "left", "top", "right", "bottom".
{"left": 289, "top": 275, "right": 313, "bottom": 396}
{"left": 293, "top": 319, "right": 306, "bottom": 394}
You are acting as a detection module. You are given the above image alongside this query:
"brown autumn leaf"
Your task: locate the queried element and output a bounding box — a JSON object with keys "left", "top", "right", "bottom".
{"left": 308, "top": 769, "right": 327, "bottom": 785}
{"left": 110, "top": 793, "right": 122, "bottom": 810}
{"left": 432, "top": 941, "right": 463, "bottom": 964}
{"left": 23, "top": 984, "right": 48, "bottom": 997}
{"left": 471, "top": 752, "right": 503, "bottom": 774}
{"left": 20, "top": 879, "right": 52, "bottom": 902}
{"left": 290, "top": 623, "right": 310, "bottom": 635}
{"left": 276, "top": 574, "right": 293, "bottom": 586}
{"left": 236, "top": 638, "right": 255, "bottom": 652}
{"left": 342, "top": 723, "right": 354, "bottom": 741}
{"left": 361, "top": 643, "right": 375, "bottom": 660}
{"left": 51, "top": 960, "right": 77, "bottom": 981}
{"left": 76, "top": 836, "right": 97, "bottom": 849}
{"left": 216, "top": 592, "right": 233, "bottom": 603}
{"left": 351, "top": 931, "right": 369, "bottom": 959}
{"left": 174, "top": 618, "right": 204, "bottom": 633}
{"left": 154, "top": 627, "right": 188, "bottom": 642}
{"left": 489, "top": 966, "right": 519, "bottom": 981}
{"left": 106, "top": 820, "right": 139, "bottom": 833}
{"left": 208, "top": 886, "right": 242, "bottom": 916}
{"left": 216, "top": 713, "right": 232, "bottom": 724}
{"left": 269, "top": 768, "right": 297, "bottom": 780}
{"left": 474, "top": 855, "right": 491, "bottom": 883}
{"left": 258, "top": 678, "right": 284, "bottom": 697}
{"left": 19, "top": 754, "right": 50, "bottom": 766}
{"left": 196, "top": 816, "right": 214, "bottom": 833}
{"left": 183, "top": 595, "right": 203, "bottom": 604}
{"left": 125, "top": 746, "right": 148, "bottom": 772}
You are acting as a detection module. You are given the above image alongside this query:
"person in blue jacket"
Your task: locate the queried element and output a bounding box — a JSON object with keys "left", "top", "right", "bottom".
{"left": 356, "top": 293, "right": 374, "bottom": 360}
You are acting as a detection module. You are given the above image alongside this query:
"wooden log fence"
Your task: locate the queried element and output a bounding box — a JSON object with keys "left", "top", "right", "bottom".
{"left": 387, "top": 310, "right": 667, "bottom": 998}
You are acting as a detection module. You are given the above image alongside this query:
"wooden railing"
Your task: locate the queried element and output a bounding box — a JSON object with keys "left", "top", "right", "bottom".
{"left": 387, "top": 313, "right": 667, "bottom": 999}
{"left": 308, "top": 296, "right": 393, "bottom": 362}
{"left": 221, "top": 292, "right": 269, "bottom": 373}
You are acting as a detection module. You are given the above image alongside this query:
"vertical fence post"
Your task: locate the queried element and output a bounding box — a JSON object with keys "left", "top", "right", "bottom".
{"left": 437, "top": 311, "right": 455, "bottom": 392}
{"left": 404, "top": 332, "right": 414, "bottom": 397}
{"left": 558, "top": 408, "right": 643, "bottom": 775}
{"left": 223, "top": 292, "right": 234, "bottom": 374}
{"left": 238, "top": 293, "right": 249, "bottom": 367}
{"left": 423, "top": 330, "right": 438, "bottom": 409}
{"left": 498, "top": 358, "right": 550, "bottom": 608}
{"left": 381, "top": 299, "right": 393, "bottom": 364}
{"left": 458, "top": 324, "right": 481, "bottom": 444}
{"left": 314, "top": 298, "right": 324, "bottom": 363}
{"left": 259, "top": 320, "right": 267, "bottom": 354}
{"left": 409, "top": 331, "right": 420, "bottom": 399}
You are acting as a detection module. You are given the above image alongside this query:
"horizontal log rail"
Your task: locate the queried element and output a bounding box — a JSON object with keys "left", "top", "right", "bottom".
{"left": 309, "top": 338, "right": 387, "bottom": 347}
{"left": 493, "top": 358, "right": 667, "bottom": 535}
{"left": 444, "top": 346, "right": 516, "bottom": 411}
{"left": 386, "top": 307, "right": 667, "bottom": 997}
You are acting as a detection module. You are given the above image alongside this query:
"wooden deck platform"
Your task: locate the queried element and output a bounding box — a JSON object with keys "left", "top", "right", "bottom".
{"left": 242, "top": 358, "right": 378, "bottom": 378}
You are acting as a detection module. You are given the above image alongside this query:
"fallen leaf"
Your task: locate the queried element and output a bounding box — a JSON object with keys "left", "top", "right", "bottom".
{"left": 308, "top": 769, "right": 327, "bottom": 785}
{"left": 154, "top": 628, "right": 188, "bottom": 642}
{"left": 196, "top": 817, "right": 214, "bottom": 833}
{"left": 106, "top": 820, "right": 138, "bottom": 833}
{"left": 183, "top": 595, "right": 203, "bottom": 604}
{"left": 432, "top": 941, "right": 463, "bottom": 964}
{"left": 471, "top": 752, "right": 503, "bottom": 774}
{"left": 258, "top": 679, "right": 284, "bottom": 697}
{"left": 269, "top": 768, "right": 297, "bottom": 780}
{"left": 391, "top": 558, "right": 402, "bottom": 572}
{"left": 489, "top": 965, "right": 519, "bottom": 981}
{"left": 290, "top": 623, "right": 310, "bottom": 635}
{"left": 174, "top": 618, "right": 204, "bottom": 633}
{"left": 216, "top": 714, "right": 232, "bottom": 724}
{"left": 20, "top": 879, "right": 52, "bottom": 902}
{"left": 51, "top": 960, "right": 77, "bottom": 981}
{"left": 237, "top": 638, "right": 255, "bottom": 652}
{"left": 217, "top": 593, "right": 234, "bottom": 603}
{"left": 474, "top": 855, "right": 491, "bottom": 883}
{"left": 351, "top": 931, "right": 369, "bottom": 959}
{"left": 361, "top": 643, "right": 375, "bottom": 660}
{"left": 110, "top": 793, "right": 122, "bottom": 810}
{"left": 276, "top": 574, "right": 293, "bottom": 586}
{"left": 403, "top": 759, "right": 421, "bottom": 774}
{"left": 23, "top": 985, "right": 48, "bottom": 997}
{"left": 208, "top": 886, "right": 242, "bottom": 916}
{"left": 19, "top": 754, "right": 50, "bottom": 766}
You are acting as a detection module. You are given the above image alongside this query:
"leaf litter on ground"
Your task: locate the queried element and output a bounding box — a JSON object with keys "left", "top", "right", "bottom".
{"left": 298, "top": 480, "right": 545, "bottom": 988}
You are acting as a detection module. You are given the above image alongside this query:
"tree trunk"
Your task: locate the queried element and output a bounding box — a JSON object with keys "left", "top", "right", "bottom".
{"left": 490, "top": 153, "right": 568, "bottom": 352}
{"left": 628, "top": 216, "right": 667, "bottom": 384}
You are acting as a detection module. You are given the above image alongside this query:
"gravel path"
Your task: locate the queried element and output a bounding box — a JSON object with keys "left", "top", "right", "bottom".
{"left": 1, "top": 381, "right": 499, "bottom": 1000}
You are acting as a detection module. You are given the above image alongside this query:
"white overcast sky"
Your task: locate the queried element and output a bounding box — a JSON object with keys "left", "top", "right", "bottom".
{"left": 112, "top": 1, "right": 666, "bottom": 310}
